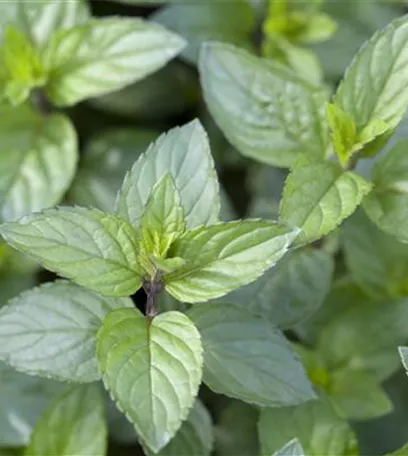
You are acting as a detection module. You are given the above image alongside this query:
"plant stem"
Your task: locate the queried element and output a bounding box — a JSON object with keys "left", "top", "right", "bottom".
{"left": 143, "top": 271, "right": 163, "bottom": 319}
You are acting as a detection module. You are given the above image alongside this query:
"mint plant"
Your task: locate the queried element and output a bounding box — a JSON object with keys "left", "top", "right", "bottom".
{"left": 2, "top": 1, "right": 408, "bottom": 455}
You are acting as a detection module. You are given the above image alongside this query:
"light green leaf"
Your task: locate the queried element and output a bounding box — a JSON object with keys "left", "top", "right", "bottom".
{"left": 26, "top": 384, "right": 106, "bottom": 456}
{"left": 343, "top": 210, "right": 408, "bottom": 297}
{"left": 329, "top": 369, "right": 392, "bottom": 420}
{"left": 399, "top": 346, "right": 408, "bottom": 373}
{"left": 89, "top": 61, "right": 198, "bottom": 121}
{"left": 199, "top": 42, "right": 330, "bottom": 168}
{"left": 258, "top": 398, "right": 357, "bottom": 456}
{"left": 224, "top": 249, "right": 333, "bottom": 328}
{"left": 0, "top": 281, "right": 133, "bottom": 382}
{"left": 317, "top": 295, "right": 408, "bottom": 382}
{"left": 274, "top": 439, "right": 305, "bottom": 456}
{"left": 0, "top": 207, "right": 142, "bottom": 297}
{"left": 363, "top": 139, "right": 408, "bottom": 243}
{"left": 334, "top": 15, "right": 408, "bottom": 136}
{"left": 386, "top": 442, "right": 408, "bottom": 456}
{"left": 0, "top": 362, "right": 65, "bottom": 446}
{"left": 149, "top": 399, "right": 213, "bottom": 456}
{"left": 152, "top": 1, "right": 255, "bottom": 64}
{"left": 42, "top": 17, "right": 186, "bottom": 106}
{"left": 214, "top": 401, "right": 259, "bottom": 456}
{"left": 115, "top": 120, "right": 220, "bottom": 230}
{"left": 280, "top": 157, "right": 372, "bottom": 245}
{"left": 69, "top": 128, "right": 158, "bottom": 212}
{"left": 0, "top": 0, "right": 90, "bottom": 49}
{"left": 96, "top": 308, "right": 203, "bottom": 453}
{"left": 139, "top": 173, "right": 185, "bottom": 265}
{"left": 165, "top": 220, "right": 299, "bottom": 303}
{"left": 187, "top": 304, "right": 315, "bottom": 406}
{"left": 0, "top": 105, "right": 77, "bottom": 222}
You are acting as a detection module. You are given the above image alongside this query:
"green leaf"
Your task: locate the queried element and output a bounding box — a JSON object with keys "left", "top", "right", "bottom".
{"left": 187, "top": 304, "right": 315, "bottom": 407}
{"left": 258, "top": 398, "right": 357, "bottom": 456}
{"left": 42, "top": 17, "right": 186, "bottom": 106}
{"left": 399, "top": 346, "right": 408, "bottom": 374}
{"left": 280, "top": 157, "right": 372, "bottom": 245}
{"left": 165, "top": 220, "right": 299, "bottom": 303}
{"left": 214, "top": 400, "right": 259, "bottom": 456}
{"left": 116, "top": 120, "right": 220, "bottom": 230}
{"left": 386, "top": 442, "right": 408, "bottom": 456}
{"left": 317, "top": 295, "right": 408, "bottom": 382}
{"left": 363, "top": 139, "right": 408, "bottom": 243}
{"left": 89, "top": 61, "right": 198, "bottom": 121}
{"left": 96, "top": 308, "right": 203, "bottom": 453}
{"left": 26, "top": 384, "right": 107, "bottom": 456}
{"left": 152, "top": 1, "right": 255, "bottom": 64}
{"left": 0, "top": 207, "right": 142, "bottom": 297}
{"left": 0, "top": 362, "right": 65, "bottom": 446}
{"left": 69, "top": 128, "right": 158, "bottom": 212}
{"left": 224, "top": 249, "right": 333, "bottom": 328}
{"left": 149, "top": 399, "right": 213, "bottom": 456}
{"left": 139, "top": 173, "right": 185, "bottom": 266}
{"left": 274, "top": 439, "right": 305, "bottom": 456}
{"left": 106, "top": 395, "right": 138, "bottom": 444}
{"left": 329, "top": 369, "right": 392, "bottom": 420}
{"left": 334, "top": 15, "right": 408, "bottom": 136}
{"left": 199, "top": 42, "right": 330, "bottom": 168}
{"left": 0, "top": 105, "right": 77, "bottom": 222}
{"left": 0, "top": 0, "right": 90, "bottom": 49}
{"left": 0, "top": 281, "right": 133, "bottom": 382}
{"left": 343, "top": 210, "right": 408, "bottom": 297}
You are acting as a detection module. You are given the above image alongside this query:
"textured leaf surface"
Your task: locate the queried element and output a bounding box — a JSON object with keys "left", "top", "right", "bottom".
{"left": 363, "top": 139, "right": 408, "bottom": 243}
{"left": 97, "top": 308, "right": 203, "bottom": 453}
{"left": 165, "top": 220, "right": 299, "bottom": 303}
{"left": 188, "top": 304, "right": 315, "bottom": 407}
{"left": 42, "top": 17, "right": 185, "bottom": 106}
{"left": 26, "top": 384, "right": 106, "bottom": 456}
{"left": 0, "top": 281, "right": 133, "bottom": 382}
{"left": 69, "top": 128, "right": 158, "bottom": 212}
{"left": 343, "top": 210, "right": 408, "bottom": 297}
{"left": 150, "top": 399, "right": 213, "bottom": 456}
{"left": 0, "top": 362, "right": 64, "bottom": 446}
{"left": 224, "top": 249, "right": 333, "bottom": 328}
{"left": 116, "top": 120, "right": 220, "bottom": 230}
{"left": 280, "top": 157, "right": 372, "bottom": 245}
{"left": 0, "top": 207, "right": 142, "bottom": 297}
{"left": 0, "top": 106, "right": 77, "bottom": 222}
{"left": 199, "top": 42, "right": 330, "bottom": 168}
{"left": 152, "top": 1, "right": 255, "bottom": 64}
{"left": 258, "top": 399, "right": 357, "bottom": 456}
{"left": 335, "top": 15, "right": 408, "bottom": 133}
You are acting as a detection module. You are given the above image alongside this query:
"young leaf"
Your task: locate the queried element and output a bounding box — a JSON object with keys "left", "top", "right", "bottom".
{"left": 42, "top": 17, "right": 186, "bottom": 106}
{"left": 148, "top": 399, "right": 213, "bottom": 456}
{"left": 0, "top": 105, "right": 77, "bottom": 222}
{"left": 280, "top": 157, "right": 372, "bottom": 245}
{"left": 199, "top": 42, "right": 330, "bottom": 168}
{"left": 258, "top": 398, "right": 357, "bottom": 456}
{"left": 329, "top": 369, "right": 392, "bottom": 420}
{"left": 96, "top": 308, "right": 203, "bottom": 453}
{"left": 26, "top": 384, "right": 107, "bottom": 456}
{"left": 274, "top": 439, "right": 305, "bottom": 456}
{"left": 187, "top": 304, "right": 315, "bottom": 407}
{"left": 69, "top": 128, "right": 158, "bottom": 212}
{"left": 165, "top": 220, "right": 299, "bottom": 303}
{"left": 139, "top": 173, "right": 185, "bottom": 263}
{"left": 334, "top": 15, "right": 408, "bottom": 136}
{"left": 0, "top": 281, "right": 133, "bottom": 382}
{"left": 152, "top": 1, "right": 255, "bottom": 64}
{"left": 343, "top": 210, "right": 408, "bottom": 297}
{"left": 317, "top": 296, "right": 408, "bottom": 382}
{"left": 0, "top": 362, "right": 65, "bottom": 447}
{"left": 223, "top": 249, "right": 333, "bottom": 328}
{"left": 0, "top": 207, "right": 142, "bottom": 297}
{"left": 363, "top": 139, "right": 408, "bottom": 243}
{"left": 116, "top": 120, "right": 220, "bottom": 230}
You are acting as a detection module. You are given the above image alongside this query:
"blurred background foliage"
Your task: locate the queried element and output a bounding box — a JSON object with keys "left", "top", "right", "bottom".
{"left": 2, "top": 0, "right": 408, "bottom": 455}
